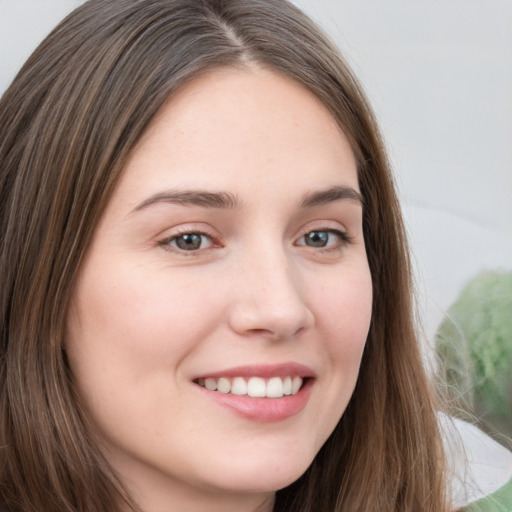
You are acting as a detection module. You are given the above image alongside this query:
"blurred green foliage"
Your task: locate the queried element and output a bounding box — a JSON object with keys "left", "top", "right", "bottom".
{"left": 435, "top": 269, "right": 512, "bottom": 439}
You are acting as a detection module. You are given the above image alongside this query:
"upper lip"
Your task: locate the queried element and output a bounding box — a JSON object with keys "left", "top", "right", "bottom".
{"left": 193, "top": 362, "right": 316, "bottom": 380}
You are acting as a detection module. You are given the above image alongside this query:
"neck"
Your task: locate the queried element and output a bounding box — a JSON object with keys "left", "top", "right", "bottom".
{"left": 116, "top": 469, "right": 276, "bottom": 512}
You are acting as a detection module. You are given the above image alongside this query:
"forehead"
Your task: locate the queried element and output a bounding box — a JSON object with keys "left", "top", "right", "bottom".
{"left": 113, "top": 66, "right": 358, "bottom": 209}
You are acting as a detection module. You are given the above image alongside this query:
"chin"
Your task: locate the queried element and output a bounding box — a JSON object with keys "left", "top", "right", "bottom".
{"left": 203, "top": 449, "right": 315, "bottom": 495}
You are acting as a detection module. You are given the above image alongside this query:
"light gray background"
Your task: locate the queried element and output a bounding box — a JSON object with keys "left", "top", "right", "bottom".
{"left": 1, "top": 0, "right": 511, "bottom": 343}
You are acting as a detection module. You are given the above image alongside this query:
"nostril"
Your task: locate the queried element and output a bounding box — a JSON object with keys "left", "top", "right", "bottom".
{"left": 230, "top": 303, "right": 313, "bottom": 337}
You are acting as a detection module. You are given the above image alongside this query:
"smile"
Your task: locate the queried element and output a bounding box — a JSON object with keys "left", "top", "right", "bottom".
{"left": 193, "top": 363, "right": 315, "bottom": 422}
{"left": 196, "top": 376, "right": 304, "bottom": 398}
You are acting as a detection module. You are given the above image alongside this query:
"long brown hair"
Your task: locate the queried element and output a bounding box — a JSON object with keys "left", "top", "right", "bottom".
{"left": 0, "top": 1, "right": 448, "bottom": 510}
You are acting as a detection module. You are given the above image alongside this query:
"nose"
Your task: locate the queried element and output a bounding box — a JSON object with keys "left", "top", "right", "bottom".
{"left": 227, "top": 250, "right": 314, "bottom": 340}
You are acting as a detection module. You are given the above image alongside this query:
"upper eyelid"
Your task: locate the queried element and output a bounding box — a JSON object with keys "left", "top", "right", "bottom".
{"left": 171, "top": 231, "right": 211, "bottom": 240}
{"left": 157, "top": 229, "right": 220, "bottom": 255}
{"left": 297, "top": 225, "right": 345, "bottom": 235}
{"left": 296, "top": 228, "right": 351, "bottom": 245}
{"left": 157, "top": 223, "right": 219, "bottom": 242}
{"left": 296, "top": 222, "right": 351, "bottom": 239}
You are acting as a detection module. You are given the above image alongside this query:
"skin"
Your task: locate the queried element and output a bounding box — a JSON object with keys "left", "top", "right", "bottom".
{"left": 66, "top": 66, "right": 373, "bottom": 512}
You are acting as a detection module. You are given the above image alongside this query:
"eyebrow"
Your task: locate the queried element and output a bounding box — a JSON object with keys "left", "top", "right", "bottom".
{"left": 130, "top": 184, "right": 364, "bottom": 215}
{"left": 299, "top": 185, "right": 364, "bottom": 208}
{"left": 131, "top": 189, "right": 243, "bottom": 213}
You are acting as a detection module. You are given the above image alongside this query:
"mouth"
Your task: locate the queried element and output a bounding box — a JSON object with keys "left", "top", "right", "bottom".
{"left": 194, "top": 375, "right": 306, "bottom": 398}
{"left": 192, "top": 363, "right": 314, "bottom": 422}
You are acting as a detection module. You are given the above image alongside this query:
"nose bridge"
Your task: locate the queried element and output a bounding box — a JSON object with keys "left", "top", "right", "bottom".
{"left": 228, "top": 242, "right": 314, "bottom": 338}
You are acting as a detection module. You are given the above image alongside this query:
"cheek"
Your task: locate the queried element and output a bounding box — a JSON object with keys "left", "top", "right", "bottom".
{"left": 300, "top": 267, "right": 372, "bottom": 449}
{"left": 314, "top": 268, "right": 373, "bottom": 355}
{"left": 65, "top": 259, "right": 225, "bottom": 388}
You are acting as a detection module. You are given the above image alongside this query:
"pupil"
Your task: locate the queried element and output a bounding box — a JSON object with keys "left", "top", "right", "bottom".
{"left": 176, "top": 234, "right": 202, "bottom": 250}
{"left": 306, "top": 231, "right": 328, "bottom": 247}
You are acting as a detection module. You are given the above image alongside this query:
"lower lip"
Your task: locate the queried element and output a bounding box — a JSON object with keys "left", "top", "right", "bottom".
{"left": 195, "top": 379, "right": 313, "bottom": 423}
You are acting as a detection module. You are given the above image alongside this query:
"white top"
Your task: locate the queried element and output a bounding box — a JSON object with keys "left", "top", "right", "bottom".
{"left": 440, "top": 414, "right": 512, "bottom": 509}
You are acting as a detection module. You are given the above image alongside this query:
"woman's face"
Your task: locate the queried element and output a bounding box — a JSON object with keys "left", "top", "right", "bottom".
{"left": 66, "top": 67, "right": 373, "bottom": 512}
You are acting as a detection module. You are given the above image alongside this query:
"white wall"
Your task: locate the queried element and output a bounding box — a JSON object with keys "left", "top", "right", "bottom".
{"left": 0, "top": 0, "right": 85, "bottom": 92}
{"left": 294, "top": 0, "right": 512, "bottom": 341}
{"left": 2, "top": 0, "right": 511, "bottom": 341}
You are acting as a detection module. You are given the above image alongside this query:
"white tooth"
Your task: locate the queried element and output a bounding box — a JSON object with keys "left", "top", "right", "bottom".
{"left": 247, "top": 377, "right": 266, "bottom": 397}
{"left": 283, "top": 377, "right": 292, "bottom": 395}
{"left": 217, "top": 377, "right": 231, "bottom": 394}
{"left": 291, "top": 376, "right": 303, "bottom": 394}
{"left": 231, "top": 377, "right": 248, "bottom": 395}
{"left": 205, "top": 378, "right": 217, "bottom": 391}
{"left": 197, "top": 378, "right": 205, "bottom": 387}
{"left": 266, "top": 377, "right": 284, "bottom": 398}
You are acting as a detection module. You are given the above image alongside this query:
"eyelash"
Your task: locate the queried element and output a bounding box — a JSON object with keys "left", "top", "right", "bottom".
{"left": 158, "top": 228, "right": 353, "bottom": 256}
{"left": 158, "top": 229, "right": 217, "bottom": 256}
{"left": 296, "top": 228, "right": 353, "bottom": 252}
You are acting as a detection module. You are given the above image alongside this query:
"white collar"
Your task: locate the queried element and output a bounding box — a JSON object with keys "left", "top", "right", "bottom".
{"left": 440, "top": 414, "right": 512, "bottom": 508}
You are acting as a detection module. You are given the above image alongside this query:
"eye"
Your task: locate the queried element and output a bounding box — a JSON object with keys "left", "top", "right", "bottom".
{"left": 297, "top": 229, "right": 350, "bottom": 249}
{"left": 161, "top": 231, "right": 214, "bottom": 252}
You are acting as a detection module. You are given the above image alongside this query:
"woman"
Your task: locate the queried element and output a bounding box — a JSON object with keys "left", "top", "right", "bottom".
{"left": 0, "top": 1, "right": 509, "bottom": 511}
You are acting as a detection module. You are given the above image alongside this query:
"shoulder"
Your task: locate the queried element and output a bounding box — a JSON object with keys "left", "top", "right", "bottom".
{"left": 459, "top": 478, "right": 512, "bottom": 511}
{"left": 440, "top": 415, "right": 512, "bottom": 511}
